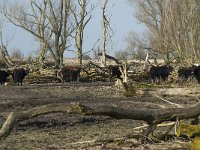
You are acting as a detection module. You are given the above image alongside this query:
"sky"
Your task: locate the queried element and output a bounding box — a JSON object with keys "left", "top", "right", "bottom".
{"left": 2, "top": 0, "right": 146, "bottom": 58}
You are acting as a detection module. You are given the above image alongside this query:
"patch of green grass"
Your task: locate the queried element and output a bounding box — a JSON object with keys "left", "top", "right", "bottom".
{"left": 176, "top": 123, "right": 200, "bottom": 138}
{"left": 190, "top": 137, "right": 200, "bottom": 150}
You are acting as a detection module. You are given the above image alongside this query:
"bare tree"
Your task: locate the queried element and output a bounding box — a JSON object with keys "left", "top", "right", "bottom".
{"left": 164, "top": 0, "right": 200, "bottom": 64}
{"left": 124, "top": 31, "right": 148, "bottom": 60}
{"left": 114, "top": 50, "right": 129, "bottom": 61}
{"left": 100, "top": 0, "right": 107, "bottom": 67}
{"left": 128, "top": 0, "right": 200, "bottom": 65}
{"left": 71, "top": 0, "right": 93, "bottom": 65}
{"left": 0, "top": 21, "right": 13, "bottom": 67}
{"left": 128, "top": 0, "right": 170, "bottom": 63}
{"left": 10, "top": 48, "right": 24, "bottom": 59}
{"left": 1, "top": 0, "right": 73, "bottom": 68}
{"left": 100, "top": 0, "right": 114, "bottom": 67}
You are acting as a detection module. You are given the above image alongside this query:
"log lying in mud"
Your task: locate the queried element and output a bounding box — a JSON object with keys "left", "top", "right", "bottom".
{"left": 0, "top": 102, "right": 200, "bottom": 140}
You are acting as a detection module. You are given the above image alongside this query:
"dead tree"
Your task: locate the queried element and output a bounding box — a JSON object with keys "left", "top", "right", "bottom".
{"left": 0, "top": 21, "right": 13, "bottom": 67}
{"left": 3, "top": 0, "right": 73, "bottom": 68}
{"left": 1, "top": 102, "right": 200, "bottom": 140}
{"left": 97, "top": 53, "right": 128, "bottom": 90}
{"left": 100, "top": 0, "right": 114, "bottom": 67}
{"left": 0, "top": 46, "right": 13, "bottom": 67}
{"left": 71, "top": 0, "right": 93, "bottom": 65}
{"left": 101, "top": 0, "right": 107, "bottom": 67}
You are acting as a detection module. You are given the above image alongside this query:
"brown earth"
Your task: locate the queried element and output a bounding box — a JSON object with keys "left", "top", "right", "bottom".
{"left": 0, "top": 82, "right": 198, "bottom": 150}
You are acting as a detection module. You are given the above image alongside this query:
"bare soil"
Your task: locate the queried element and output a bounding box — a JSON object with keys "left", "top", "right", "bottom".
{"left": 0, "top": 82, "right": 197, "bottom": 150}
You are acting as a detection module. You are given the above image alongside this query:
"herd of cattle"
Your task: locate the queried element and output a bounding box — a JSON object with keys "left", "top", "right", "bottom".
{"left": 149, "top": 64, "right": 200, "bottom": 83}
{"left": 56, "top": 65, "right": 122, "bottom": 82}
{"left": 0, "top": 64, "right": 200, "bottom": 86}
{"left": 0, "top": 68, "right": 28, "bottom": 85}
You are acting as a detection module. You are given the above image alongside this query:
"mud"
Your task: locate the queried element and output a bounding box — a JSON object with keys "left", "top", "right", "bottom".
{"left": 0, "top": 82, "right": 197, "bottom": 149}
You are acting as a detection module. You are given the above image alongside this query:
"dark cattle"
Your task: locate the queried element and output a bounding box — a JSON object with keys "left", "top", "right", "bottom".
{"left": 0, "top": 70, "right": 11, "bottom": 85}
{"left": 178, "top": 66, "right": 194, "bottom": 83}
{"left": 149, "top": 65, "right": 173, "bottom": 83}
{"left": 71, "top": 68, "right": 81, "bottom": 82}
{"left": 108, "top": 65, "right": 122, "bottom": 81}
{"left": 57, "top": 66, "right": 81, "bottom": 83}
{"left": 12, "top": 68, "right": 29, "bottom": 86}
{"left": 191, "top": 65, "right": 200, "bottom": 83}
{"left": 57, "top": 68, "right": 71, "bottom": 83}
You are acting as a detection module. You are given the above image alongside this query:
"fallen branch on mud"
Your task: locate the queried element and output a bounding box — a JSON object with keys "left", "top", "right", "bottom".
{"left": 156, "top": 95, "right": 183, "bottom": 108}
{"left": 1, "top": 102, "right": 200, "bottom": 140}
{"left": 68, "top": 133, "right": 143, "bottom": 147}
{"left": 133, "top": 122, "right": 176, "bottom": 131}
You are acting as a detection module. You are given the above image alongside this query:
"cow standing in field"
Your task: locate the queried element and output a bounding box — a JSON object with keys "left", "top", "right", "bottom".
{"left": 149, "top": 65, "right": 173, "bottom": 83}
{"left": 0, "top": 70, "right": 11, "bottom": 85}
{"left": 191, "top": 65, "right": 200, "bottom": 83}
{"left": 108, "top": 65, "right": 122, "bottom": 81}
{"left": 57, "top": 66, "right": 81, "bottom": 83}
{"left": 178, "top": 66, "right": 194, "bottom": 83}
{"left": 71, "top": 68, "right": 81, "bottom": 82}
{"left": 57, "top": 68, "right": 71, "bottom": 83}
{"left": 12, "top": 68, "right": 29, "bottom": 85}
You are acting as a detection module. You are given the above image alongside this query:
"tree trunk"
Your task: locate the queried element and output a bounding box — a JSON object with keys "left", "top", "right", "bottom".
{"left": 0, "top": 46, "right": 13, "bottom": 67}
{"left": 77, "top": 47, "right": 82, "bottom": 65}
{"left": 76, "top": 1, "right": 85, "bottom": 66}
{"left": 101, "top": 0, "right": 108, "bottom": 67}
{"left": 38, "top": 44, "right": 47, "bottom": 69}
{"left": 1, "top": 102, "right": 200, "bottom": 140}
{"left": 59, "top": 52, "right": 64, "bottom": 68}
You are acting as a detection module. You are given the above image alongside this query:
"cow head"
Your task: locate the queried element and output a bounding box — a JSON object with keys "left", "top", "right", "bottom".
{"left": 191, "top": 65, "right": 198, "bottom": 75}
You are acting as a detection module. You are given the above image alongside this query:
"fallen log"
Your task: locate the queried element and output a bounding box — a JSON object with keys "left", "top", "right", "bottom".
{"left": 0, "top": 102, "right": 200, "bottom": 140}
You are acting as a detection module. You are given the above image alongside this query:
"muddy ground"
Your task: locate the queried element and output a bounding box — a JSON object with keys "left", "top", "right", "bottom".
{"left": 0, "top": 82, "right": 198, "bottom": 150}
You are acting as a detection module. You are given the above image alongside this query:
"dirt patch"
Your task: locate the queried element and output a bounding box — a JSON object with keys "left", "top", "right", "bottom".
{"left": 0, "top": 82, "right": 197, "bottom": 149}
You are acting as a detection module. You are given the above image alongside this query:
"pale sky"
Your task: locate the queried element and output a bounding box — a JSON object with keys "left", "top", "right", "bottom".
{"left": 2, "top": 0, "right": 146, "bottom": 58}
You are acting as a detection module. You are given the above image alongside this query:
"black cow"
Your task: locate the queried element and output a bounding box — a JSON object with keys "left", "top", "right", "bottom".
{"left": 178, "top": 66, "right": 194, "bottom": 83}
{"left": 12, "top": 68, "right": 29, "bottom": 85}
{"left": 71, "top": 68, "right": 81, "bottom": 82}
{"left": 149, "top": 65, "right": 173, "bottom": 83}
{"left": 0, "top": 70, "right": 11, "bottom": 85}
{"left": 108, "top": 65, "right": 122, "bottom": 80}
{"left": 57, "top": 68, "right": 71, "bottom": 83}
{"left": 191, "top": 65, "right": 200, "bottom": 83}
{"left": 57, "top": 66, "right": 81, "bottom": 83}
